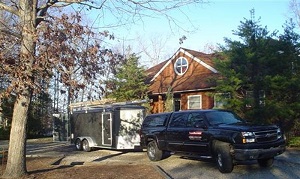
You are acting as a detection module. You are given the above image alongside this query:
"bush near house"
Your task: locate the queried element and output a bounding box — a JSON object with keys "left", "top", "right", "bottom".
{"left": 288, "top": 137, "right": 300, "bottom": 148}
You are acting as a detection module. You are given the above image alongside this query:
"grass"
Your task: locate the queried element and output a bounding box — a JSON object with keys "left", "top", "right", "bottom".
{"left": 288, "top": 136, "right": 300, "bottom": 148}
{"left": 26, "top": 137, "right": 55, "bottom": 144}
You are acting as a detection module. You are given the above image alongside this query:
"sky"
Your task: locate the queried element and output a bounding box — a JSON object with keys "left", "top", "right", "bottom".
{"left": 84, "top": 0, "right": 294, "bottom": 67}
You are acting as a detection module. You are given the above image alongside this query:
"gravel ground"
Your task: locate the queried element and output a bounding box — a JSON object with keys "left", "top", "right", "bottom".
{"left": 0, "top": 138, "right": 168, "bottom": 179}
{"left": 1, "top": 138, "right": 300, "bottom": 179}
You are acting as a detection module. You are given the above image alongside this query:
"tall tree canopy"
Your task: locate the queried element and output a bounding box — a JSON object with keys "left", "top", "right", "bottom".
{"left": 214, "top": 10, "right": 300, "bottom": 134}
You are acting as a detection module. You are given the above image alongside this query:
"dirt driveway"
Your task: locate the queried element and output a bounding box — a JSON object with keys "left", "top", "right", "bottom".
{"left": 1, "top": 139, "right": 300, "bottom": 179}
{"left": 0, "top": 139, "right": 166, "bottom": 179}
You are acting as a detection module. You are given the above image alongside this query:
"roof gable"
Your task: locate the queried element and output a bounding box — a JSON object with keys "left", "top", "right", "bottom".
{"left": 148, "top": 47, "right": 218, "bottom": 82}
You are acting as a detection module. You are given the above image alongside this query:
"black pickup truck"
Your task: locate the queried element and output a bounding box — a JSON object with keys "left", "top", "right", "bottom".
{"left": 140, "top": 109, "right": 286, "bottom": 173}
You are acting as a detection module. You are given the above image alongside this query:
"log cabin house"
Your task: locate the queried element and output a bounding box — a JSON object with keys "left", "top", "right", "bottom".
{"left": 146, "top": 47, "right": 221, "bottom": 113}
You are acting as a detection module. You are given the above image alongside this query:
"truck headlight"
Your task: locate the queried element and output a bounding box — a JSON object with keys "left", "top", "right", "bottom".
{"left": 241, "top": 132, "right": 255, "bottom": 143}
{"left": 277, "top": 128, "right": 282, "bottom": 139}
{"left": 241, "top": 132, "right": 255, "bottom": 137}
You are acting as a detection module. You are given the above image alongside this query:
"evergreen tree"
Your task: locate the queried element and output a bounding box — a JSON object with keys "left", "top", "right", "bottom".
{"left": 263, "top": 20, "right": 300, "bottom": 134}
{"left": 27, "top": 92, "right": 52, "bottom": 138}
{"left": 0, "top": 96, "right": 14, "bottom": 139}
{"left": 214, "top": 11, "right": 300, "bottom": 133}
{"left": 106, "top": 54, "right": 149, "bottom": 101}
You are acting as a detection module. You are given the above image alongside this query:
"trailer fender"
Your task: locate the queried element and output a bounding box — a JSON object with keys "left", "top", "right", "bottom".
{"left": 77, "top": 137, "right": 97, "bottom": 147}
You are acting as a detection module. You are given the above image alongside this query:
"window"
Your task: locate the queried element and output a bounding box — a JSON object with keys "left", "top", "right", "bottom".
{"left": 142, "top": 114, "right": 170, "bottom": 127}
{"left": 187, "top": 112, "right": 204, "bottom": 127}
{"left": 174, "top": 98, "right": 181, "bottom": 111}
{"left": 214, "top": 93, "right": 230, "bottom": 109}
{"left": 169, "top": 113, "right": 188, "bottom": 127}
{"left": 188, "top": 95, "right": 202, "bottom": 109}
{"left": 174, "top": 57, "right": 188, "bottom": 75}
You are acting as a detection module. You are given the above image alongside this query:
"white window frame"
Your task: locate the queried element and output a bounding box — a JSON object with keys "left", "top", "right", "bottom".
{"left": 188, "top": 95, "right": 202, "bottom": 109}
{"left": 174, "top": 57, "right": 188, "bottom": 75}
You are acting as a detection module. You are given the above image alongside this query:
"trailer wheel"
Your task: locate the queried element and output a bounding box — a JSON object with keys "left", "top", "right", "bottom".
{"left": 258, "top": 157, "right": 274, "bottom": 167}
{"left": 214, "top": 142, "right": 233, "bottom": 173}
{"left": 147, "top": 141, "right": 163, "bottom": 161}
{"left": 82, "top": 139, "right": 91, "bottom": 152}
{"left": 75, "top": 138, "right": 82, "bottom": 151}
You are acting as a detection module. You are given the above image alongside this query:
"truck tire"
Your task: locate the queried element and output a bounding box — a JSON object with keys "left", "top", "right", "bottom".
{"left": 215, "top": 142, "right": 233, "bottom": 173}
{"left": 147, "top": 140, "right": 163, "bottom": 161}
{"left": 258, "top": 157, "right": 274, "bottom": 167}
{"left": 75, "top": 138, "right": 82, "bottom": 151}
{"left": 82, "top": 139, "right": 91, "bottom": 152}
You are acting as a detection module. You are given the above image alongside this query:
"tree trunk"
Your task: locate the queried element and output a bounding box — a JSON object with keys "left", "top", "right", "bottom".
{"left": 2, "top": 94, "right": 30, "bottom": 178}
{"left": 2, "top": 0, "right": 37, "bottom": 178}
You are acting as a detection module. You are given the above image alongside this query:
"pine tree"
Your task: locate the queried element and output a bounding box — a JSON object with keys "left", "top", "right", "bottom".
{"left": 107, "top": 54, "right": 148, "bottom": 101}
{"left": 214, "top": 11, "right": 300, "bottom": 133}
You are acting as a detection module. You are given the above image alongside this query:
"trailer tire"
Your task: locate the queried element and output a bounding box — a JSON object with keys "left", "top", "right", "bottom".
{"left": 147, "top": 140, "right": 163, "bottom": 161}
{"left": 82, "top": 139, "right": 91, "bottom": 152}
{"left": 75, "top": 138, "right": 83, "bottom": 151}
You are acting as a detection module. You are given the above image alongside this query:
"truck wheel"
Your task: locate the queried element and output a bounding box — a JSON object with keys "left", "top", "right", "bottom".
{"left": 147, "top": 141, "right": 163, "bottom": 161}
{"left": 215, "top": 143, "right": 233, "bottom": 173}
{"left": 75, "top": 138, "right": 82, "bottom": 151}
{"left": 258, "top": 157, "right": 274, "bottom": 167}
{"left": 82, "top": 139, "right": 91, "bottom": 152}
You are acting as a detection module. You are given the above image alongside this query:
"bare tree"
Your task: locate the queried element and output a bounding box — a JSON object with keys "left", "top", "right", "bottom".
{"left": 202, "top": 42, "right": 219, "bottom": 53}
{"left": 0, "top": 0, "right": 205, "bottom": 178}
{"left": 136, "top": 32, "right": 174, "bottom": 66}
{"left": 38, "top": 13, "right": 123, "bottom": 107}
{"left": 290, "top": 0, "right": 300, "bottom": 27}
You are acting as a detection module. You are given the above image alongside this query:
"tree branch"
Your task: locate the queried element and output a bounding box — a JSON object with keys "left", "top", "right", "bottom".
{"left": 0, "top": 28, "right": 21, "bottom": 39}
{"left": 36, "top": 0, "right": 57, "bottom": 25}
{"left": 0, "top": 2, "right": 19, "bottom": 16}
{"left": 36, "top": 0, "right": 93, "bottom": 25}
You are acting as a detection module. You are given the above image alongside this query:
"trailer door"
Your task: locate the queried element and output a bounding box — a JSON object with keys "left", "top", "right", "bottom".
{"left": 102, "top": 113, "right": 112, "bottom": 146}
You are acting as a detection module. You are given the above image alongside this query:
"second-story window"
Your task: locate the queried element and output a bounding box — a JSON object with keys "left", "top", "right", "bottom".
{"left": 174, "top": 57, "right": 188, "bottom": 75}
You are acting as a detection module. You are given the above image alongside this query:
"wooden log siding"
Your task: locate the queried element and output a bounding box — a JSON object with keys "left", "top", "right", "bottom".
{"left": 146, "top": 48, "right": 218, "bottom": 114}
{"left": 181, "top": 92, "right": 214, "bottom": 110}
{"left": 149, "top": 92, "right": 214, "bottom": 113}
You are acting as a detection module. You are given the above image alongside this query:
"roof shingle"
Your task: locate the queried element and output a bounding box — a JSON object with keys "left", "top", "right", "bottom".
{"left": 146, "top": 47, "right": 219, "bottom": 94}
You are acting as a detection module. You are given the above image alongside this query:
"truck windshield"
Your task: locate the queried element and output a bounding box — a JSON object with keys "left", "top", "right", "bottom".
{"left": 205, "top": 111, "right": 244, "bottom": 125}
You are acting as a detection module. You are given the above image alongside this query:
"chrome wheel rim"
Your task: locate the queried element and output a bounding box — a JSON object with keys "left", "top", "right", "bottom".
{"left": 148, "top": 143, "right": 155, "bottom": 158}
{"left": 217, "top": 153, "right": 223, "bottom": 167}
{"left": 83, "top": 141, "right": 88, "bottom": 150}
{"left": 75, "top": 140, "right": 81, "bottom": 149}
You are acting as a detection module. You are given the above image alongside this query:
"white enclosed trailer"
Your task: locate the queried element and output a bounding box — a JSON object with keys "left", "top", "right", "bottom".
{"left": 70, "top": 100, "right": 146, "bottom": 151}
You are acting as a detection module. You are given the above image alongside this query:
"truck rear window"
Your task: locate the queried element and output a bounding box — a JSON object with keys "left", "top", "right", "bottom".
{"left": 142, "top": 114, "right": 170, "bottom": 127}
